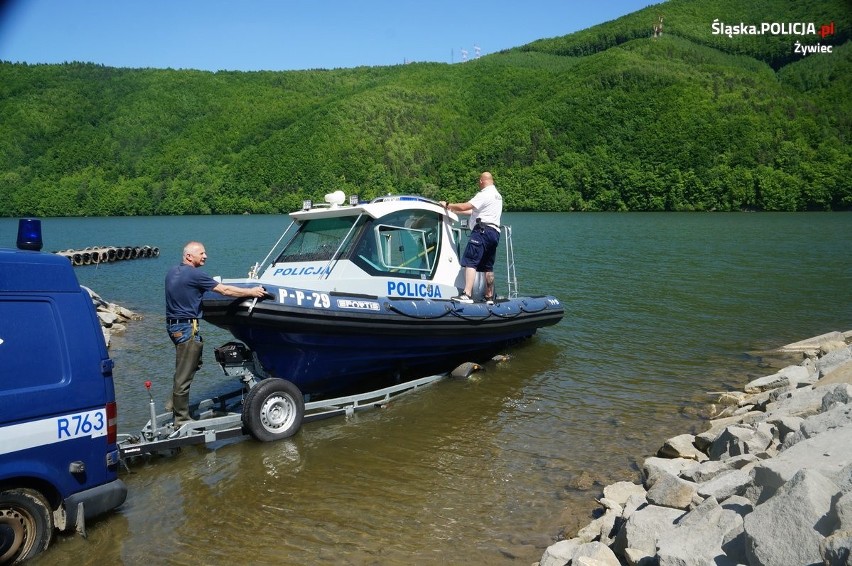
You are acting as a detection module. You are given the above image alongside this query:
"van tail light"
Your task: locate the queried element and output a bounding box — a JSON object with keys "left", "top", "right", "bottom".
{"left": 106, "top": 402, "right": 118, "bottom": 444}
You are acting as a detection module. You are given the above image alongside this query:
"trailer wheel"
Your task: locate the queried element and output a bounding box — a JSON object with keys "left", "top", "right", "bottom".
{"left": 243, "top": 378, "right": 305, "bottom": 442}
{"left": 0, "top": 488, "right": 53, "bottom": 564}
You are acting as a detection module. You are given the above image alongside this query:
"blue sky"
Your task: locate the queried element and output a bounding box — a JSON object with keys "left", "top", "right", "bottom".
{"left": 0, "top": 0, "right": 658, "bottom": 72}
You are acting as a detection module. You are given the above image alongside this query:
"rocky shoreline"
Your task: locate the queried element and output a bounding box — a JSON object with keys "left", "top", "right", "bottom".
{"left": 84, "top": 286, "right": 142, "bottom": 347}
{"left": 538, "top": 330, "right": 852, "bottom": 566}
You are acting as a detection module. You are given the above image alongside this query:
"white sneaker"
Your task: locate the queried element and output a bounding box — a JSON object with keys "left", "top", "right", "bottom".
{"left": 451, "top": 293, "right": 473, "bottom": 304}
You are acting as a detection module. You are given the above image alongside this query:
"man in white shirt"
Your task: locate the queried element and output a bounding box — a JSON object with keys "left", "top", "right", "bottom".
{"left": 440, "top": 171, "right": 503, "bottom": 304}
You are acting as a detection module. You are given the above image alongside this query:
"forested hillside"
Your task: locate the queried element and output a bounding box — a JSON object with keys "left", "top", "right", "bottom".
{"left": 0, "top": 0, "right": 849, "bottom": 216}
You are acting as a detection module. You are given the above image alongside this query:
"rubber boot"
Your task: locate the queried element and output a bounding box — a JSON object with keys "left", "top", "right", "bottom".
{"left": 171, "top": 338, "right": 203, "bottom": 426}
{"left": 171, "top": 393, "right": 194, "bottom": 426}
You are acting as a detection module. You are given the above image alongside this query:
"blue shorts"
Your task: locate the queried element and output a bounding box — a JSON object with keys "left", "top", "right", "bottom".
{"left": 461, "top": 226, "right": 500, "bottom": 272}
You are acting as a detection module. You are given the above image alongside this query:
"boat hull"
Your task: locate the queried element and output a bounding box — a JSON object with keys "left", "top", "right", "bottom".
{"left": 202, "top": 285, "right": 563, "bottom": 399}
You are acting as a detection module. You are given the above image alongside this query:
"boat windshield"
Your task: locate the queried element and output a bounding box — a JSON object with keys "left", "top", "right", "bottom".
{"left": 350, "top": 210, "right": 441, "bottom": 278}
{"left": 273, "top": 216, "right": 362, "bottom": 263}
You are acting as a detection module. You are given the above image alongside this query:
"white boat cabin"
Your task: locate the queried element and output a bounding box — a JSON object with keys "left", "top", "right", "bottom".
{"left": 252, "top": 193, "right": 470, "bottom": 300}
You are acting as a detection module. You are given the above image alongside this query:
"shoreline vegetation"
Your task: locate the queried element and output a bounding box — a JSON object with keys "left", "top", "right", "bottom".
{"left": 538, "top": 330, "right": 852, "bottom": 566}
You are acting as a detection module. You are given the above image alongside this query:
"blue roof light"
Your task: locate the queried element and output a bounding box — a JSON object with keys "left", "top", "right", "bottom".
{"left": 17, "top": 218, "right": 43, "bottom": 251}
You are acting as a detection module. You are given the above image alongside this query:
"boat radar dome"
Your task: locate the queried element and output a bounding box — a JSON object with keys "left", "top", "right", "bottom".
{"left": 325, "top": 190, "right": 346, "bottom": 207}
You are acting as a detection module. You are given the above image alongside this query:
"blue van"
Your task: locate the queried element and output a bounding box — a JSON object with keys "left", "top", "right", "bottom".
{"left": 0, "top": 220, "right": 127, "bottom": 564}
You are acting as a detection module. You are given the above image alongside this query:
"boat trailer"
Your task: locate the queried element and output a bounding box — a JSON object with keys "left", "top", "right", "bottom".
{"left": 117, "top": 342, "right": 476, "bottom": 460}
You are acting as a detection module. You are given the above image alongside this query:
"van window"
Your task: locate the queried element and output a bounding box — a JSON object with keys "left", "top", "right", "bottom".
{"left": 0, "top": 300, "right": 65, "bottom": 390}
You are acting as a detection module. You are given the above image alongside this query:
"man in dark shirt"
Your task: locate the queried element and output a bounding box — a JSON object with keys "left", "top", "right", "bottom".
{"left": 165, "top": 241, "right": 266, "bottom": 425}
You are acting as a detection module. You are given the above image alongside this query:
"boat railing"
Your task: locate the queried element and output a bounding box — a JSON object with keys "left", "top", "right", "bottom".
{"left": 503, "top": 225, "right": 518, "bottom": 299}
{"left": 318, "top": 213, "right": 365, "bottom": 279}
{"left": 249, "top": 219, "right": 298, "bottom": 279}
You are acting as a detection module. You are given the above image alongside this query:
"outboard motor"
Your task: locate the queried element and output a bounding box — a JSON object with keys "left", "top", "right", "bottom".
{"left": 214, "top": 342, "right": 263, "bottom": 388}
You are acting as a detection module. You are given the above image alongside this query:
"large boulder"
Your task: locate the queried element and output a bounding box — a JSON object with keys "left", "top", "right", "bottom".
{"left": 782, "top": 400, "right": 852, "bottom": 449}
{"left": 645, "top": 472, "right": 698, "bottom": 510}
{"left": 816, "top": 345, "right": 852, "bottom": 377}
{"left": 697, "top": 468, "right": 753, "bottom": 502}
{"left": 539, "top": 538, "right": 582, "bottom": 566}
{"left": 656, "top": 497, "right": 746, "bottom": 566}
{"left": 642, "top": 457, "right": 698, "bottom": 485}
{"left": 748, "top": 421, "right": 852, "bottom": 504}
{"left": 612, "top": 504, "right": 684, "bottom": 559}
{"left": 97, "top": 308, "right": 118, "bottom": 324}
{"left": 577, "top": 507, "right": 620, "bottom": 546}
{"left": 657, "top": 434, "right": 708, "bottom": 461}
{"left": 695, "top": 411, "right": 764, "bottom": 452}
{"left": 833, "top": 492, "right": 852, "bottom": 531}
{"left": 779, "top": 331, "right": 847, "bottom": 354}
{"left": 680, "top": 459, "right": 731, "bottom": 483}
{"left": 602, "top": 481, "right": 647, "bottom": 507}
{"left": 763, "top": 385, "right": 829, "bottom": 419}
{"left": 571, "top": 542, "right": 620, "bottom": 566}
{"left": 744, "top": 469, "right": 840, "bottom": 566}
{"left": 820, "top": 530, "right": 852, "bottom": 566}
{"left": 818, "top": 359, "right": 852, "bottom": 387}
{"left": 744, "top": 364, "right": 815, "bottom": 393}
{"left": 539, "top": 539, "right": 620, "bottom": 566}
{"left": 708, "top": 424, "right": 773, "bottom": 461}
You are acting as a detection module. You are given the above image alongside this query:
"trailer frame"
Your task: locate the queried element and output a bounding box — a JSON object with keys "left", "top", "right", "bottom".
{"left": 118, "top": 372, "right": 445, "bottom": 460}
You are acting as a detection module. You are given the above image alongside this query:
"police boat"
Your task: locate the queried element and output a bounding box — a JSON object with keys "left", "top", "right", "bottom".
{"left": 200, "top": 192, "right": 563, "bottom": 434}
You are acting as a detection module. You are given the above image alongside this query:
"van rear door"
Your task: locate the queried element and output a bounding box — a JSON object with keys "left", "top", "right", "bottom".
{"left": 0, "top": 253, "right": 119, "bottom": 497}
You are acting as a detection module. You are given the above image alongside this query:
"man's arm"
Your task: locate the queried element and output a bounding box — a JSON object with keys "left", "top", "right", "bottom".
{"left": 212, "top": 283, "right": 267, "bottom": 298}
{"left": 440, "top": 201, "right": 474, "bottom": 214}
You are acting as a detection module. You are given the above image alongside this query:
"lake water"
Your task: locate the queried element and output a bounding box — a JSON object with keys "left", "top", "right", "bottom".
{"left": 5, "top": 212, "right": 850, "bottom": 565}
